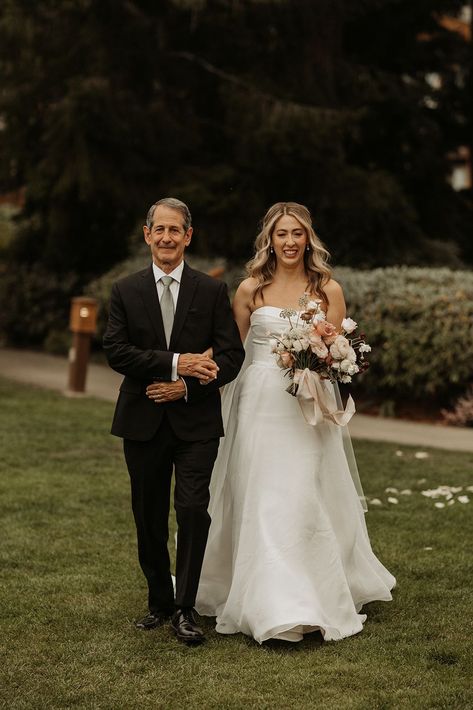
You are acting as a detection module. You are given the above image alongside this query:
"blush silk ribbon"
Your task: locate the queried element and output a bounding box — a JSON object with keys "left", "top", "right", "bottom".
{"left": 293, "top": 368, "right": 356, "bottom": 426}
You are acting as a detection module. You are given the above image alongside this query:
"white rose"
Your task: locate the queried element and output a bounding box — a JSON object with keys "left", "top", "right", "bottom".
{"left": 346, "top": 346, "right": 357, "bottom": 363}
{"left": 341, "top": 374, "right": 352, "bottom": 383}
{"left": 359, "top": 343, "right": 371, "bottom": 353}
{"left": 331, "top": 361, "right": 341, "bottom": 370}
{"left": 340, "top": 359, "right": 359, "bottom": 375}
{"left": 299, "top": 337, "right": 310, "bottom": 350}
{"left": 341, "top": 317, "right": 357, "bottom": 334}
{"left": 340, "top": 359, "right": 351, "bottom": 373}
{"left": 330, "top": 335, "right": 350, "bottom": 359}
{"left": 293, "top": 340, "right": 304, "bottom": 352}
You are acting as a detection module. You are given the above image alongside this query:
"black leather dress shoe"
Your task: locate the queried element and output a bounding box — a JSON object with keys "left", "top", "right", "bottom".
{"left": 135, "top": 611, "right": 172, "bottom": 630}
{"left": 171, "top": 608, "right": 205, "bottom": 644}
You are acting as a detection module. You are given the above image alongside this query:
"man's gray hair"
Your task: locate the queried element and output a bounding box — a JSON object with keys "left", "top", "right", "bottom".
{"left": 146, "top": 198, "right": 192, "bottom": 231}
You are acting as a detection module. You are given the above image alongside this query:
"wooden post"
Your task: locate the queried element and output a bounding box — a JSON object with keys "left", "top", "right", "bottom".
{"left": 67, "top": 297, "right": 98, "bottom": 394}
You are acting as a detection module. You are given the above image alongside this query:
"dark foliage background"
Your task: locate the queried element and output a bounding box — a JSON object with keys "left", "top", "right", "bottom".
{"left": 0, "top": 0, "right": 471, "bottom": 347}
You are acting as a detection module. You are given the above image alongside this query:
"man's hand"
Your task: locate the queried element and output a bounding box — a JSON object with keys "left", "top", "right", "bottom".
{"left": 146, "top": 379, "right": 186, "bottom": 403}
{"left": 177, "top": 349, "right": 218, "bottom": 382}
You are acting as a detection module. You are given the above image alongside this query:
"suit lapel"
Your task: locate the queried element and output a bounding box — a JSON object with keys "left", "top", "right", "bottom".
{"left": 170, "top": 262, "right": 197, "bottom": 349}
{"left": 140, "top": 266, "right": 167, "bottom": 346}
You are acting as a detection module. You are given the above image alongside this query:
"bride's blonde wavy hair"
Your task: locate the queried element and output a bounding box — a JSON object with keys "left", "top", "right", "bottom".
{"left": 246, "top": 202, "right": 332, "bottom": 306}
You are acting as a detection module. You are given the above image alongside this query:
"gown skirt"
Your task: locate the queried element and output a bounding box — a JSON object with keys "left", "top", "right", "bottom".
{"left": 196, "top": 307, "right": 395, "bottom": 643}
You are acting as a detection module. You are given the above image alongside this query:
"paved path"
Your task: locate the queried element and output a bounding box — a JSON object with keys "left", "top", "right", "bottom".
{"left": 1, "top": 347, "right": 472, "bottom": 452}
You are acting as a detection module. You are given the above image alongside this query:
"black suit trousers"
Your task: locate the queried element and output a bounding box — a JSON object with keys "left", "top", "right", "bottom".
{"left": 124, "top": 414, "right": 219, "bottom": 611}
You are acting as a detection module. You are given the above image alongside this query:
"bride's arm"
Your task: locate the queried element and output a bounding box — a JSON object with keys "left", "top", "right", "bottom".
{"left": 323, "top": 278, "right": 346, "bottom": 331}
{"left": 232, "top": 278, "right": 255, "bottom": 342}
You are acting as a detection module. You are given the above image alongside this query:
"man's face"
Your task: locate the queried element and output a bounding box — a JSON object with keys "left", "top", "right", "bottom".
{"left": 143, "top": 205, "right": 193, "bottom": 273}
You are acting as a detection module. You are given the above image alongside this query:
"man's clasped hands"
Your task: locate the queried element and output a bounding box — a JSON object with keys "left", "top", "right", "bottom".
{"left": 146, "top": 348, "right": 217, "bottom": 403}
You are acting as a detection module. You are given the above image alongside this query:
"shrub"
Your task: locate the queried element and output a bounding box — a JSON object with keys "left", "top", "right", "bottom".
{"left": 85, "top": 245, "right": 241, "bottom": 347}
{"left": 0, "top": 264, "right": 80, "bottom": 347}
{"left": 335, "top": 266, "right": 473, "bottom": 402}
{"left": 442, "top": 387, "right": 473, "bottom": 427}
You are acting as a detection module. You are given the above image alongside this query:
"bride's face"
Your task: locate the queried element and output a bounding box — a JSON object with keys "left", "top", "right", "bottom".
{"left": 271, "top": 215, "right": 308, "bottom": 268}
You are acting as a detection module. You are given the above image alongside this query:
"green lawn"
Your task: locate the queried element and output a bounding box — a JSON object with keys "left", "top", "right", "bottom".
{"left": 0, "top": 377, "right": 472, "bottom": 710}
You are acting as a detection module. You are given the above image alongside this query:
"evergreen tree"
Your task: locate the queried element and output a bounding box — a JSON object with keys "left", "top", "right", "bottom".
{"left": 0, "top": 0, "right": 176, "bottom": 277}
{"left": 0, "top": 0, "right": 471, "bottom": 280}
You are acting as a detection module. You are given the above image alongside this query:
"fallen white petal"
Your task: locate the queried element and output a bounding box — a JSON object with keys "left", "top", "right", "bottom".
{"left": 434, "top": 502, "right": 445, "bottom": 508}
{"left": 424, "top": 547, "right": 433, "bottom": 550}
{"left": 400, "top": 489, "right": 412, "bottom": 495}
{"left": 457, "top": 495, "right": 470, "bottom": 504}
{"left": 387, "top": 497, "right": 399, "bottom": 504}
{"left": 447, "top": 500, "right": 455, "bottom": 506}
{"left": 385, "top": 487, "right": 399, "bottom": 494}
{"left": 466, "top": 486, "right": 473, "bottom": 493}
{"left": 370, "top": 498, "right": 383, "bottom": 506}
{"left": 395, "top": 450, "right": 404, "bottom": 457}
{"left": 415, "top": 452, "right": 429, "bottom": 459}
{"left": 417, "top": 478, "right": 427, "bottom": 484}
{"left": 421, "top": 489, "right": 440, "bottom": 498}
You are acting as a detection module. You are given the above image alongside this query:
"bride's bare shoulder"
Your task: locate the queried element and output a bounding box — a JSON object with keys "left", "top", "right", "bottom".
{"left": 233, "top": 277, "right": 261, "bottom": 315}
{"left": 236, "top": 277, "right": 258, "bottom": 293}
{"left": 321, "top": 277, "right": 345, "bottom": 302}
{"left": 234, "top": 277, "right": 258, "bottom": 301}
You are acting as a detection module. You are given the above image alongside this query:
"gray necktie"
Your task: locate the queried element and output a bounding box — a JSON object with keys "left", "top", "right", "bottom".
{"left": 160, "top": 275, "right": 175, "bottom": 347}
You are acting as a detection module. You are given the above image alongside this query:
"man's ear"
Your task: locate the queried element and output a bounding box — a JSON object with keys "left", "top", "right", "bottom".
{"left": 185, "top": 226, "right": 193, "bottom": 246}
{"left": 143, "top": 225, "right": 152, "bottom": 245}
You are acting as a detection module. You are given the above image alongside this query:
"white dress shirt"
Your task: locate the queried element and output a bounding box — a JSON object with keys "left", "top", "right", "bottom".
{"left": 152, "top": 260, "right": 184, "bottom": 381}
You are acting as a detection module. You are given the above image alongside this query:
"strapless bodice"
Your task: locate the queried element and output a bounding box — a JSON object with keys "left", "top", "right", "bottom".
{"left": 249, "top": 306, "right": 290, "bottom": 367}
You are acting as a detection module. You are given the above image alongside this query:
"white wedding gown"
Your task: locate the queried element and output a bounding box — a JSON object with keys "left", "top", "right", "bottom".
{"left": 196, "top": 306, "right": 395, "bottom": 643}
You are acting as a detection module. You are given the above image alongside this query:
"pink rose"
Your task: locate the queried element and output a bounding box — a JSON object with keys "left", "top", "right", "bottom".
{"left": 314, "top": 321, "right": 338, "bottom": 341}
{"left": 308, "top": 333, "right": 329, "bottom": 359}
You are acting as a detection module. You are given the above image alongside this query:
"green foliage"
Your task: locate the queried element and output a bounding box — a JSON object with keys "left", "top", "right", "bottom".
{"left": 0, "top": 1, "right": 170, "bottom": 277}
{"left": 336, "top": 266, "right": 473, "bottom": 402}
{"left": 85, "top": 246, "right": 240, "bottom": 347}
{"left": 1, "top": 377, "right": 473, "bottom": 709}
{"left": 0, "top": 0, "right": 471, "bottom": 278}
{"left": 0, "top": 263, "right": 80, "bottom": 346}
{"left": 0, "top": 205, "right": 19, "bottom": 255}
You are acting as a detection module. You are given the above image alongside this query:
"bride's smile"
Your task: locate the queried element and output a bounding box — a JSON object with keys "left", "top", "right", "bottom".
{"left": 271, "top": 214, "right": 308, "bottom": 267}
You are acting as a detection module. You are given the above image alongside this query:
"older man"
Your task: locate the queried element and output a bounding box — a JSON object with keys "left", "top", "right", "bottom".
{"left": 103, "top": 198, "right": 244, "bottom": 643}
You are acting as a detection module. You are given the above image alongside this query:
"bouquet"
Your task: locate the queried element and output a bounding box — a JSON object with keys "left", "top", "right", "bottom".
{"left": 271, "top": 294, "right": 371, "bottom": 425}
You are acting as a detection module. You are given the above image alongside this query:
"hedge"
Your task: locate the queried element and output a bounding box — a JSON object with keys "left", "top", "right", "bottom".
{"left": 2, "top": 257, "right": 471, "bottom": 405}
{"left": 335, "top": 266, "right": 473, "bottom": 401}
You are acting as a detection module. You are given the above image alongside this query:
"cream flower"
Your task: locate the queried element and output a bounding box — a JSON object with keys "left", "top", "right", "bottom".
{"left": 330, "top": 335, "right": 351, "bottom": 360}
{"left": 340, "top": 359, "right": 359, "bottom": 375}
{"left": 292, "top": 340, "right": 306, "bottom": 352}
{"left": 341, "top": 317, "right": 357, "bottom": 333}
{"left": 307, "top": 299, "right": 321, "bottom": 311}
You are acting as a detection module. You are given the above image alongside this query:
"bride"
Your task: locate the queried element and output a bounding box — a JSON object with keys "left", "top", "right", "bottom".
{"left": 196, "top": 201, "right": 395, "bottom": 643}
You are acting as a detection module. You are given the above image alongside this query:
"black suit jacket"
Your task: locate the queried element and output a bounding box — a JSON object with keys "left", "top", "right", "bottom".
{"left": 103, "top": 262, "right": 245, "bottom": 442}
